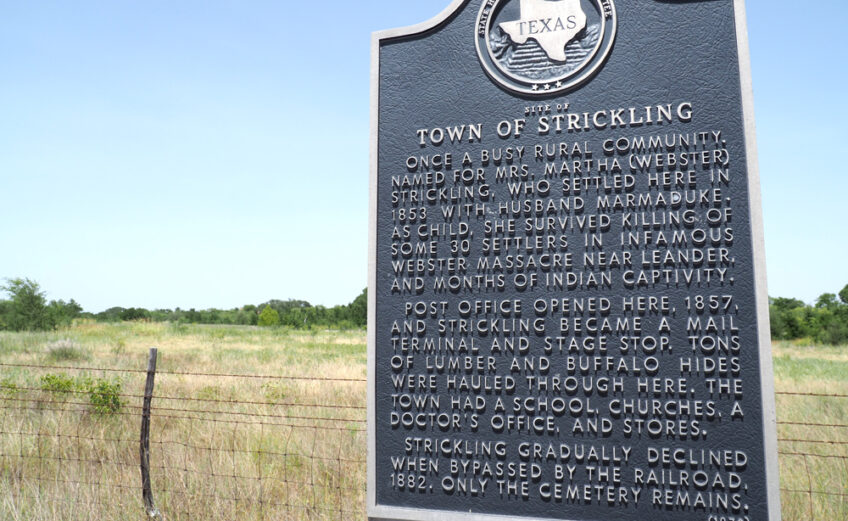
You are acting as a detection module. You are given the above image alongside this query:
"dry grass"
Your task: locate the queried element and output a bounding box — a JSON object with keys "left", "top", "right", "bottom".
{"left": 0, "top": 322, "right": 366, "bottom": 520}
{"left": 772, "top": 340, "right": 848, "bottom": 520}
{"left": 0, "top": 325, "right": 845, "bottom": 520}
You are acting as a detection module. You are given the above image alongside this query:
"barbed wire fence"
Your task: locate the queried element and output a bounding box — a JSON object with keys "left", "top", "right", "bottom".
{"left": 775, "top": 390, "right": 848, "bottom": 520}
{"left": 0, "top": 353, "right": 846, "bottom": 520}
{"left": 0, "top": 350, "right": 367, "bottom": 521}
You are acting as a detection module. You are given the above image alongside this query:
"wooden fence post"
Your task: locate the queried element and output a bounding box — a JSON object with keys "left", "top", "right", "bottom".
{"left": 140, "top": 348, "right": 162, "bottom": 519}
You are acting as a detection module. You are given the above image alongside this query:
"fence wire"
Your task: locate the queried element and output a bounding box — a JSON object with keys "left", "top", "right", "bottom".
{"left": 0, "top": 360, "right": 366, "bottom": 521}
{"left": 774, "top": 390, "right": 848, "bottom": 521}
{"left": 1, "top": 361, "right": 846, "bottom": 520}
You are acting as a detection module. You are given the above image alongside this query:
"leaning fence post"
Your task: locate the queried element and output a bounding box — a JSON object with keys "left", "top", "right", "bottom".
{"left": 140, "top": 348, "right": 162, "bottom": 519}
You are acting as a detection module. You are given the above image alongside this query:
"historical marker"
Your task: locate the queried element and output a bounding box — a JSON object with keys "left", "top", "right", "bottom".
{"left": 368, "top": 1, "right": 779, "bottom": 520}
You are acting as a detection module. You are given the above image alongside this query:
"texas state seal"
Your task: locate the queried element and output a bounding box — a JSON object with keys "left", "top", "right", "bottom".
{"left": 475, "top": 0, "right": 617, "bottom": 95}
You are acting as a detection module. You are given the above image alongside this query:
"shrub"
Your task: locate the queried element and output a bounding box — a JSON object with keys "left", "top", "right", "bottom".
{"left": 45, "top": 339, "right": 90, "bottom": 362}
{"left": 84, "top": 378, "right": 124, "bottom": 415}
{"left": 38, "top": 373, "right": 124, "bottom": 414}
{"left": 0, "top": 377, "right": 20, "bottom": 395}
{"left": 40, "top": 373, "right": 76, "bottom": 395}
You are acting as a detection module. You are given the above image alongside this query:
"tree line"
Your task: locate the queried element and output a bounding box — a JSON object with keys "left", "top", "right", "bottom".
{"left": 769, "top": 284, "right": 848, "bottom": 345}
{"left": 0, "top": 278, "right": 366, "bottom": 331}
{"left": 2, "top": 277, "right": 847, "bottom": 344}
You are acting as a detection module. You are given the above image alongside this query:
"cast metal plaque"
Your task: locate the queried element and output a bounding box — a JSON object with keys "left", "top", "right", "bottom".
{"left": 368, "top": 1, "right": 779, "bottom": 520}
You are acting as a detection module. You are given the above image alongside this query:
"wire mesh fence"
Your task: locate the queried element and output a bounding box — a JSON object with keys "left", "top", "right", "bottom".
{"left": 0, "top": 357, "right": 846, "bottom": 520}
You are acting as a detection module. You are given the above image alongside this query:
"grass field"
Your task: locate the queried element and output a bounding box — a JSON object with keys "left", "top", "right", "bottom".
{"left": 0, "top": 323, "right": 845, "bottom": 520}
{"left": 0, "top": 322, "right": 367, "bottom": 521}
{"left": 771, "top": 340, "right": 848, "bottom": 520}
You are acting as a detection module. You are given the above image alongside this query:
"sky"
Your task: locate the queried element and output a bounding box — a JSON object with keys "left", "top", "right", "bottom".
{"left": 0, "top": 0, "right": 845, "bottom": 312}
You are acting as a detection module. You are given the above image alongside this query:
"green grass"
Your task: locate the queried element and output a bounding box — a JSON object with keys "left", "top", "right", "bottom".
{"left": 775, "top": 354, "right": 848, "bottom": 381}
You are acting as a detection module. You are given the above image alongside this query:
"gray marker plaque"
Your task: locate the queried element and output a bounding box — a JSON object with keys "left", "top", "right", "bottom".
{"left": 368, "top": 1, "right": 779, "bottom": 520}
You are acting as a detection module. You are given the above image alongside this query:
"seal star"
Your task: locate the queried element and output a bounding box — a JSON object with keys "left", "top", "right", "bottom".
{"left": 499, "top": 0, "right": 587, "bottom": 62}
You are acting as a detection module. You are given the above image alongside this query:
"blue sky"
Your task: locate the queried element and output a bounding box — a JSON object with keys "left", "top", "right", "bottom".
{"left": 0, "top": 0, "right": 845, "bottom": 312}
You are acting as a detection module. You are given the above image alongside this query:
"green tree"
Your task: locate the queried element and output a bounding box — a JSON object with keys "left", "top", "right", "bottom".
{"left": 96, "top": 307, "right": 125, "bottom": 322}
{"left": 1, "top": 278, "right": 50, "bottom": 331}
{"left": 839, "top": 284, "right": 848, "bottom": 305}
{"left": 47, "top": 299, "right": 83, "bottom": 328}
{"left": 768, "top": 296, "right": 810, "bottom": 340}
{"left": 120, "top": 307, "right": 150, "bottom": 321}
{"left": 348, "top": 288, "right": 367, "bottom": 327}
{"left": 0, "top": 300, "right": 11, "bottom": 330}
{"left": 257, "top": 305, "right": 280, "bottom": 327}
{"left": 815, "top": 293, "right": 839, "bottom": 310}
